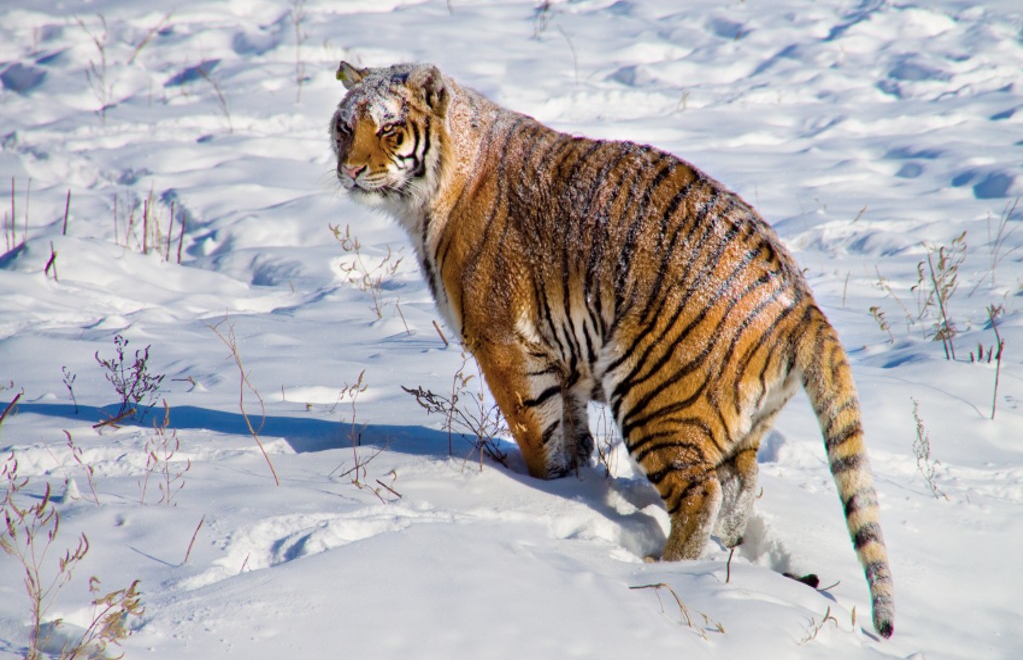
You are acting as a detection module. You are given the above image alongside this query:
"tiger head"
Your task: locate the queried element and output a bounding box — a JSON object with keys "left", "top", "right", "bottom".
{"left": 331, "top": 61, "right": 449, "bottom": 210}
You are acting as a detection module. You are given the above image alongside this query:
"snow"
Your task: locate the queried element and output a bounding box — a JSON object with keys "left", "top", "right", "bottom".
{"left": 2, "top": 0, "right": 1022, "bottom": 657}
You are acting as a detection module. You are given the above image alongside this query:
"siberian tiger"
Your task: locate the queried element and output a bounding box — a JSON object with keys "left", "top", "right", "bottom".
{"left": 330, "top": 61, "right": 894, "bottom": 638}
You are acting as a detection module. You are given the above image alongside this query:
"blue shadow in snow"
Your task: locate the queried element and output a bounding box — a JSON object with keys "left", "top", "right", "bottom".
{"left": 2, "top": 401, "right": 459, "bottom": 457}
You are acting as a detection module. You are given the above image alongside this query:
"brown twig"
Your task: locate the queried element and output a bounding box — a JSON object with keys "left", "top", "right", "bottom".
{"left": 142, "top": 196, "right": 149, "bottom": 254}
{"left": 62, "top": 189, "right": 71, "bottom": 235}
{"left": 632, "top": 583, "right": 695, "bottom": 628}
{"left": 925, "top": 251, "right": 956, "bottom": 360}
{"left": 127, "top": 12, "right": 172, "bottom": 65}
{"left": 0, "top": 391, "right": 23, "bottom": 427}
{"left": 92, "top": 407, "right": 137, "bottom": 429}
{"left": 988, "top": 305, "right": 1005, "bottom": 420}
{"left": 44, "top": 241, "right": 58, "bottom": 281}
{"left": 432, "top": 319, "right": 449, "bottom": 347}
{"left": 375, "top": 478, "right": 402, "bottom": 500}
{"left": 165, "top": 201, "right": 174, "bottom": 261}
{"left": 209, "top": 319, "right": 279, "bottom": 485}
{"left": 182, "top": 514, "right": 206, "bottom": 564}
{"left": 176, "top": 205, "right": 186, "bottom": 264}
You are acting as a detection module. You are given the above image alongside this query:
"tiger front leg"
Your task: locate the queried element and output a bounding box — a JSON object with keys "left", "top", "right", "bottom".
{"left": 562, "top": 386, "right": 596, "bottom": 473}
{"left": 470, "top": 340, "right": 574, "bottom": 479}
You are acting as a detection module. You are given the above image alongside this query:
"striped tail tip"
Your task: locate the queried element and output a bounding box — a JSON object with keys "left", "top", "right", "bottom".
{"left": 872, "top": 595, "right": 895, "bottom": 638}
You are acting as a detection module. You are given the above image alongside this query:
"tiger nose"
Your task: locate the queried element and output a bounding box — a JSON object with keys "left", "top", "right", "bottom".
{"left": 341, "top": 164, "right": 366, "bottom": 180}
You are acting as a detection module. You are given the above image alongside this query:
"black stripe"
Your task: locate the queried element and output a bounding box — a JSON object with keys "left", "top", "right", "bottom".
{"left": 420, "top": 212, "right": 440, "bottom": 301}
{"left": 830, "top": 454, "right": 863, "bottom": 475}
{"left": 587, "top": 151, "right": 655, "bottom": 341}
{"left": 612, "top": 160, "right": 679, "bottom": 312}
{"left": 634, "top": 182, "right": 712, "bottom": 327}
{"left": 646, "top": 461, "right": 709, "bottom": 486}
{"left": 630, "top": 421, "right": 716, "bottom": 463}
{"left": 522, "top": 384, "right": 561, "bottom": 408}
{"left": 663, "top": 475, "right": 714, "bottom": 513}
{"left": 853, "top": 522, "right": 884, "bottom": 550}
{"left": 731, "top": 290, "right": 792, "bottom": 414}
{"left": 614, "top": 267, "right": 780, "bottom": 430}
{"left": 825, "top": 422, "right": 862, "bottom": 452}
{"left": 606, "top": 182, "right": 726, "bottom": 380}
{"left": 541, "top": 420, "right": 560, "bottom": 445}
{"left": 823, "top": 398, "right": 859, "bottom": 436}
{"left": 460, "top": 118, "right": 527, "bottom": 297}
{"left": 725, "top": 289, "right": 799, "bottom": 413}
{"left": 867, "top": 556, "right": 892, "bottom": 581}
{"left": 843, "top": 487, "right": 878, "bottom": 518}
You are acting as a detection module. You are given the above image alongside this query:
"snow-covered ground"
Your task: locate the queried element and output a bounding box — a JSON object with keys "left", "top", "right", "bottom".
{"left": 2, "top": 0, "right": 1022, "bottom": 657}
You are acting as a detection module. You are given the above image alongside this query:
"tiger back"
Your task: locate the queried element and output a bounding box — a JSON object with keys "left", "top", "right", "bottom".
{"left": 330, "top": 61, "right": 894, "bottom": 638}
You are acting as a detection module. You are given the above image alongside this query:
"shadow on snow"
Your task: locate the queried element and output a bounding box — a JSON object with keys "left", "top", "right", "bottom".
{"left": 1, "top": 400, "right": 479, "bottom": 457}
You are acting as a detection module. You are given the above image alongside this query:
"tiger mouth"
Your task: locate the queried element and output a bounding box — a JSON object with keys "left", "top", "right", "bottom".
{"left": 345, "top": 177, "right": 403, "bottom": 195}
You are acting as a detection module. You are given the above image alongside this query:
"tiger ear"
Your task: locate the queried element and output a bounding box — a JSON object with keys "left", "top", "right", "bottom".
{"left": 336, "top": 61, "right": 367, "bottom": 90}
{"left": 409, "top": 64, "right": 449, "bottom": 115}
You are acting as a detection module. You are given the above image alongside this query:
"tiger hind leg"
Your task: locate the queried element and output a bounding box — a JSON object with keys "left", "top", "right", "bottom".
{"left": 713, "top": 446, "right": 759, "bottom": 549}
{"left": 632, "top": 436, "right": 723, "bottom": 560}
{"left": 659, "top": 463, "right": 723, "bottom": 561}
{"left": 715, "top": 375, "right": 797, "bottom": 548}
{"left": 620, "top": 405, "right": 724, "bottom": 559}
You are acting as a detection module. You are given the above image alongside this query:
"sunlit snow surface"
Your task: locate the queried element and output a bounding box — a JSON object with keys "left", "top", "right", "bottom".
{"left": 2, "top": 1, "right": 1022, "bottom": 658}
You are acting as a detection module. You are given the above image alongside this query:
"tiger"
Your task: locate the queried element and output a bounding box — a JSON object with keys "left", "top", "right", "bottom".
{"left": 329, "top": 60, "right": 894, "bottom": 638}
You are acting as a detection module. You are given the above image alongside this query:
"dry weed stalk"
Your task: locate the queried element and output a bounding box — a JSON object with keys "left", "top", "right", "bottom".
{"left": 2, "top": 447, "right": 144, "bottom": 658}
{"left": 2, "top": 454, "right": 89, "bottom": 658}
{"left": 74, "top": 14, "right": 113, "bottom": 123}
{"left": 138, "top": 401, "right": 190, "bottom": 505}
{"left": 911, "top": 398, "right": 948, "bottom": 500}
{"left": 182, "top": 514, "right": 206, "bottom": 565}
{"left": 1, "top": 389, "right": 23, "bottom": 427}
{"left": 872, "top": 266, "right": 915, "bottom": 334}
{"left": 64, "top": 431, "right": 100, "bottom": 505}
{"left": 196, "top": 62, "right": 233, "bottom": 133}
{"left": 800, "top": 605, "right": 840, "bottom": 644}
{"left": 402, "top": 349, "right": 508, "bottom": 471}
{"left": 920, "top": 232, "right": 966, "bottom": 360}
{"left": 330, "top": 223, "right": 408, "bottom": 329}
{"left": 291, "top": 0, "right": 309, "bottom": 102}
{"left": 4, "top": 176, "right": 31, "bottom": 252}
{"left": 972, "top": 197, "right": 1021, "bottom": 293}
{"left": 337, "top": 369, "right": 369, "bottom": 475}
{"left": 127, "top": 12, "right": 172, "bottom": 65}
{"left": 44, "top": 241, "right": 58, "bottom": 281}
{"left": 209, "top": 319, "right": 280, "bottom": 486}
{"left": 71, "top": 577, "right": 145, "bottom": 659}
{"left": 971, "top": 305, "right": 1006, "bottom": 420}
{"left": 328, "top": 371, "right": 400, "bottom": 502}
{"left": 868, "top": 305, "right": 894, "bottom": 343}
{"left": 629, "top": 582, "right": 724, "bottom": 639}
{"left": 871, "top": 232, "right": 967, "bottom": 359}
{"left": 61, "top": 366, "right": 79, "bottom": 414}
{"left": 95, "top": 333, "right": 165, "bottom": 422}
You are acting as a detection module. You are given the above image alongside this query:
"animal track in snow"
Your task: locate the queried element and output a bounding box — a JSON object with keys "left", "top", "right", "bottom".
{"left": 180, "top": 505, "right": 460, "bottom": 590}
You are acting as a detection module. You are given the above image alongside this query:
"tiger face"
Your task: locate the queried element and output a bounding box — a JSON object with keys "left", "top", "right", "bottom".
{"left": 331, "top": 62, "right": 448, "bottom": 209}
